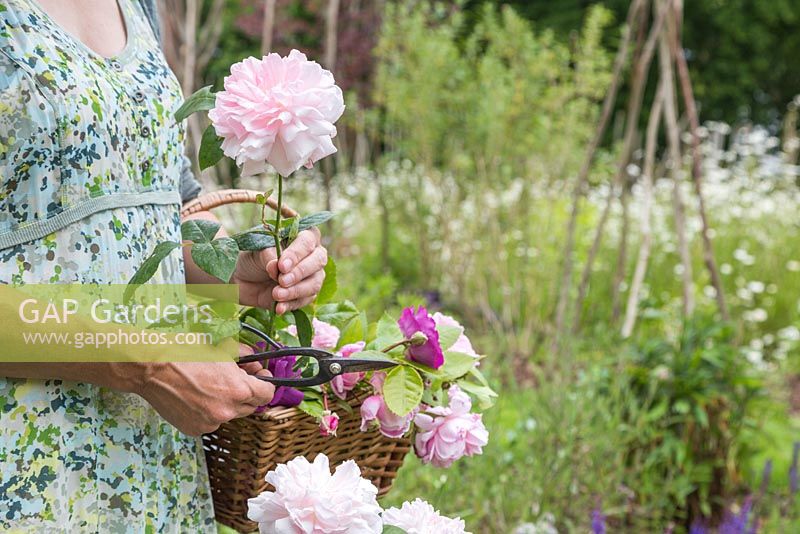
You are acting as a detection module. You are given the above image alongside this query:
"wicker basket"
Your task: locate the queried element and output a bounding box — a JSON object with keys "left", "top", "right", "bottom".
{"left": 182, "top": 190, "right": 412, "bottom": 533}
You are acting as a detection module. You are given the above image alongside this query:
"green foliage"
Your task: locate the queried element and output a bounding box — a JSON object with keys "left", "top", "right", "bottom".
{"left": 316, "top": 256, "right": 338, "bottom": 306}
{"left": 315, "top": 301, "right": 360, "bottom": 331}
{"left": 199, "top": 124, "right": 225, "bottom": 170}
{"left": 128, "top": 209, "right": 334, "bottom": 288}
{"left": 202, "top": 2, "right": 800, "bottom": 531}
{"left": 292, "top": 309, "right": 313, "bottom": 347}
{"left": 231, "top": 230, "right": 275, "bottom": 251}
{"left": 123, "top": 241, "right": 182, "bottom": 301}
{"left": 616, "top": 317, "right": 765, "bottom": 522}
{"left": 274, "top": 124, "right": 799, "bottom": 527}
{"left": 386, "top": 367, "right": 638, "bottom": 531}
{"left": 439, "top": 351, "right": 479, "bottom": 381}
{"left": 383, "top": 365, "right": 425, "bottom": 416}
{"left": 298, "top": 211, "right": 335, "bottom": 230}
{"left": 375, "top": 2, "right": 611, "bottom": 182}
{"left": 190, "top": 237, "right": 239, "bottom": 283}
{"left": 435, "top": 323, "right": 462, "bottom": 352}
{"left": 464, "top": 0, "right": 800, "bottom": 123}
{"left": 175, "top": 85, "right": 216, "bottom": 122}
{"left": 181, "top": 219, "right": 221, "bottom": 243}
{"left": 363, "top": 2, "right": 616, "bottom": 300}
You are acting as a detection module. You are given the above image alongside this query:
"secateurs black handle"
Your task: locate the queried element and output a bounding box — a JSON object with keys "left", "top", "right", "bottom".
{"left": 238, "top": 321, "right": 397, "bottom": 387}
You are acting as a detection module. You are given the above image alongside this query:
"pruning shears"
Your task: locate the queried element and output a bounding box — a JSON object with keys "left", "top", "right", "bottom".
{"left": 238, "top": 321, "right": 398, "bottom": 387}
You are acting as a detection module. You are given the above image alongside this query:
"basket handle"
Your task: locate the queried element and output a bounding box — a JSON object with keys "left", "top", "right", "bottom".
{"left": 181, "top": 189, "right": 298, "bottom": 219}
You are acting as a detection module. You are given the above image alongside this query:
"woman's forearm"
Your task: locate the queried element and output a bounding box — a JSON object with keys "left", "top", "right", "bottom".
{"left": 0, "top": 362, "right": 149, "bottom": 393}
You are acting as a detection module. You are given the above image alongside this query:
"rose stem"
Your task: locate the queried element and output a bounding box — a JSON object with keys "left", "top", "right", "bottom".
{"left": 381, "top": 338, "right": 415, "bottom": 353}
{"left": 274, "top": 174, "right": 284, "bottom": 258}
{"left": 267, "top": 173, "right": 284, "bottom": 337}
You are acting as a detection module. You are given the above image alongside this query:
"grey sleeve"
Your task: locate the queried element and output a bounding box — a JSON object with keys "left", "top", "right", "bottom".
{"left": 139, "top": 0, "right": 204, "bottom": 204}
{"left": 139, "top": 0, "right": 161, "bottom": 42}
{"left": 179, "top": 155, "right": 203, "bottom": 203}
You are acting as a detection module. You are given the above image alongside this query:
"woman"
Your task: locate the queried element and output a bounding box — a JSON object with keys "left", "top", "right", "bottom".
{"left": 0, "top": 0, "right": 328, "bottom": 530}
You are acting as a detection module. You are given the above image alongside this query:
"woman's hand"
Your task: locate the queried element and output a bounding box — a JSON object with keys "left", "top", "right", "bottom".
{"left": 232, "top": 228, "right": 328, "bottom": 314}
{"left": 0, "top": 359, "right": 275, "bottom": 436}
{"left": 137, "top": 361, "right": 275, "bottom": 436}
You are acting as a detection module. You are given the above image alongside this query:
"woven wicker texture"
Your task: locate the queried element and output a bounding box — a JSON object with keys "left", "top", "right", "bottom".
{"left": 203, "top": 398, "right": 411, "bottom": 533}
{"left": 181, "top": 188, "right": 298, "bottom": 218}
{"left": 183, "top": 191, "right": 411, "bottom": 533}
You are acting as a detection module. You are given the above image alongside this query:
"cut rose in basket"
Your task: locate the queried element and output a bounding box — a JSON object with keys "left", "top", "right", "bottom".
{"left": 247, "top": 454, "right": 383, "bottom": 533}
{"left": 360, "top": 372, "right": 417, "bottom": 439}
{"left": 264, "top": 299, "right": 495, "bottom": 470}
{"left": 331, "top": 341, "right": 367, "bottom": 399}
{"left": 398, "top": 306, "right": 446, "bottom": 369}
{"left": 383, "top": 498, "right": 471, "bottom": 534}
{"left": 414, "top": 385, "right": 489, "bottom": 468}
{"left": 247, "top": 454, "right": 471, "bottom": 534}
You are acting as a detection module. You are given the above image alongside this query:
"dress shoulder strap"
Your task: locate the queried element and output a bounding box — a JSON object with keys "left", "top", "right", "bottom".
{"left": 137, "top": 0, "right": 162, "bottom": 44}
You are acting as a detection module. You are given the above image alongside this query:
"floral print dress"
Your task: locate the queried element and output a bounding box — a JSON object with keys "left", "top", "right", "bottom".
{"left": 0, "top": 0, "right": 215, "bottom": 531}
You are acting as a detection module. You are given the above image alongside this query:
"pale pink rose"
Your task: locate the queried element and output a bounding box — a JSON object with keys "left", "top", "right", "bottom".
{"left": 310, "top": 318, "right": 340, "bottom": 350}
{"left": 331, "top": 341, "right": 366, "bottom": 400}
{"left": 360, "top": 373, "right": 416, "bottom": 438}
{"left": 360, "top": 395, "right": 413, "bottom": 439}
{"left": 414, "top": 386, "right": 488, "bottom": 468}
{"left": 319, "top": 410, "right": 339, "bottom": 437}
{"left": 382, "top": 499, "right": 470, "bottom": 534}
{"left": 286, "top": 318, "right": 340, "bottom": 350}
{"left": 247, "top": 454, "right": 382, "bottom": 533}
{"left": 432, "top": 312, "right": 480, "bottom": 359}
{"left": 209, "top": 50, "right": 345, "bottom": 177}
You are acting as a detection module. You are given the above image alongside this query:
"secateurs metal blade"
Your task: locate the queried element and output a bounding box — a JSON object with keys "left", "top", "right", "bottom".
{"left": 238, "top": 321, "right": 398, "bottom": 387}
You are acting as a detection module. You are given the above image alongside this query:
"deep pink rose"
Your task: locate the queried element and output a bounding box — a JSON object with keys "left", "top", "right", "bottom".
{"left": 249, "top": 341, "right": 303, "bottom": 410}
{"left": 359, "top": 373, "right": 416, "bottom": 438}
{"left": 414, "top": 386, "right": 488, "bottom": 468}
{"left": 319, "top": 410, "right": 339, "bottom": 437}
{"left": 266, "top": 355, "right": 304, "bottom": 408}
{"left": 209, "top": 50, "right": 345, "bottom": 177}
{"left": 331, "top": 341, "right": 366, "bottom": 400}
{"left": 398, "top": 306, "right": 444, "bottom": 369}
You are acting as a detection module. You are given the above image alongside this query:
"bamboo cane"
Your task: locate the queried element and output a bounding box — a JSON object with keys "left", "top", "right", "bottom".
{"left": 571, "top": 0, "right": 670, "bottom": 333}
{"left": 621, "top": 83, "right": 665, "bottom": 338}
{"left": 551, "top": 0, "right": 646, "bottom": 348}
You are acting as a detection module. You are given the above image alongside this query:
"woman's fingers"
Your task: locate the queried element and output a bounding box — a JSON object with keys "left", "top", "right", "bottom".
{"left": 276, "top": 295, "right": 317, "bottom": 315}
{"left": 278, "top": 229, "right": 321, "bottom": 274}
{"left": 273, "top": 271, "right": 325, "bottom": 313}
{"left": 242, "top": 370, "right": 275, "bottom": 411}
{"left": 238, "top": 344, "right": 263, "bottom": 375}
{"left": 266, "top": 258, "right": 280, "bottom": 282}
{"left": 278, "top": 245, "right": 327, "bottom": 287}
{"left": 243, "top": 369, "right": 274, "bottom": 410}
